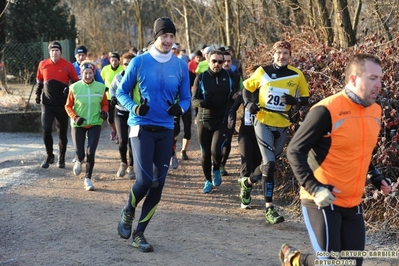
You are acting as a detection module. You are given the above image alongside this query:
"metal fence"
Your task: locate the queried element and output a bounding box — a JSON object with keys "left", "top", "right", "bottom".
{"left": 0, "top": 39, "right": 74, "bottom": 113}
{"left": 1, "top": 39, "right": 75, "bottom": 85}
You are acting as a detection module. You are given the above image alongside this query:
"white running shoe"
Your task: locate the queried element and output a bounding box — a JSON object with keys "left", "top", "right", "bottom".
{"left": 170, "top": 154, "right": 179, "bottom": 169}
{"left": 117, "top": 162, "right": 127, "bottom": 177}
{"left": 84, "top": 178, "right": 94, "bottom": 191}
{"left": 73, "top": 161, "right": 82, "bottom": 176}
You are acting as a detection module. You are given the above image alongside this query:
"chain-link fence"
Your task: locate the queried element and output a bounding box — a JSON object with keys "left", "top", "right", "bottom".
{"left": 0, "top": 39, "right": 74, "bottom": 113}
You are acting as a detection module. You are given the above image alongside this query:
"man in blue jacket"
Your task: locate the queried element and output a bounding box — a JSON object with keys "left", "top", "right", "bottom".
{"left": 73, "top": 45, "right": 104, "bottom": 83}
{"left": 116, "top": 17, "right": 191, "bottom": 252}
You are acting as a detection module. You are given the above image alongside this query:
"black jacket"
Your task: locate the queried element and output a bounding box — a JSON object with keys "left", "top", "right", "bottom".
{"left": 192, "top": 68, "right": 241, "bottom": 123}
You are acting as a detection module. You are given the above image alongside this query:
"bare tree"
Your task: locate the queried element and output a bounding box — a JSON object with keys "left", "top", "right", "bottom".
{"left": 59, "top": 0, "right": 399, "bottom": 56}
{"left": 314, "top": 0, "right": 334, "bottom": 46}
{"left": 0, "top": 0, "right": 11, "bottom": 94}
{"left": 332, "top": 0, "right": 360, "bottom": 47}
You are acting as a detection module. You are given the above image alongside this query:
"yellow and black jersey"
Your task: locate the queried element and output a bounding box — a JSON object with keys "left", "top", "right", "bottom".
{"left": 243, "top": 64, "right": 309, "bottom": 127}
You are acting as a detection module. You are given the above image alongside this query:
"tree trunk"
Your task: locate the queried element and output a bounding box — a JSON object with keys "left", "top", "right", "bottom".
{"left": 183, "top": 3, "right": 191, "bottom": 54}
{"left": 316, "top": 0, "right": 334, "bottom": 46}
{"left": 373, "top": 0, "right": 393, "bottom": 42}
{"left": 131, "top": 1, "right": 144, "bottom": 49}
{"left": 287, "top": 0, "right": 305, "bottom": 27}
{"left": 333, "top": 0, "right": 356, "bottom": 47}
{"left": 225, "top": 0, "right": 231, "bottom": 46}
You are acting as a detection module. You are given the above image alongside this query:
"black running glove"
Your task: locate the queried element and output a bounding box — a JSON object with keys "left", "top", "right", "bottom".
{"left": 281, "top": 93, "right": 297, "bottom": 105}
{"left": 246, "top": 102, "right": 260, "bottom": 115}
{"left": 134, "top": 98, "right": 150, "bottom": 116}
{"left": 100, "top": 111, "right": 108, "bottom": 120}
{"left": 110, "top": 96, "right": 118, "bottom": 107}
{"left": 74, "top": 116, "right": 86, "bottom": 126}
{"left": 166, "top": 100, "right": 183, "bottom": 116}
{"left": 368, "top": 169, "right": 392, "bottom": 190}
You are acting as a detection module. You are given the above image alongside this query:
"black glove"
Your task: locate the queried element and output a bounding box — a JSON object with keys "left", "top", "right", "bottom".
{"left": 110, "top": 96, "right": 118, "bottom": 107}
{"left": 74, "top": 116, "right": 86, "bottom": 126}
{"left": 246, "top": 102, "right": 260, "bottom": 114}
{"left": 134, "top": 98, "right": 150, "bottom": 116}
{"left": 281, "top": 93, "right": 297, "bottom": 105}
{"left": 231, "top": 91, "right": 240, "bottom": 101}
{"left": 100, "top": 111, "right": 108, "bottom": 120}
{"left": 63, "top": 87, "right": 69, "bottom": 96}
{"left": 228, "top": 114, "right": 236, "bottom": 130}
{"left": 166, "top": 100, "right": 183, "bottom": 116}
{"left": 35, "top": 83, "right": 43, "bottom": 104}
{"left": 199, "top": 97, "right": 213, "bottom": 108}
{"left": 368, "top": 169, "right": 392, "bottom": 190}
{"left": 105, "top": 87, "right": 109, "bottom": 92}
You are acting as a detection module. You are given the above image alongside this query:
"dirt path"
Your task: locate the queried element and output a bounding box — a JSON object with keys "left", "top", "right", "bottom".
{"left": 0, "top": 122, "right": 398, "bottom": 266}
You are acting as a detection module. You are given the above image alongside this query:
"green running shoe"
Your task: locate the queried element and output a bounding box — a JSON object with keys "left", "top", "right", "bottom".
{"left": 132, "top": 230, "right": 154, "bottom": 252}
{"left": 265, "top": 206, "right": 285, "bottom": 224}
{"left": 220, "top": 164, "right": 228, "bottom": 176}
{"left": 238, "top": 177, "right": 252, "bottom": 209}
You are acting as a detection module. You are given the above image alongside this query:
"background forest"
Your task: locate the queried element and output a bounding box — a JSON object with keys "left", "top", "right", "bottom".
{"left": 2, "top": 0, "right": 399, "bottom": 57}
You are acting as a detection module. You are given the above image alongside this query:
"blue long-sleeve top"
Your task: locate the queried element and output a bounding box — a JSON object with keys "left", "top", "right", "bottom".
{"left": 116, "top": 47, "right": 191, "bottom": 129}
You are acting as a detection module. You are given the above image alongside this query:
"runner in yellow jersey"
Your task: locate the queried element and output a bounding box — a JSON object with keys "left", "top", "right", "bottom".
{"left": 241, "top": 41, "right": 310, "bottom": 224}
{"left": 101, "top": 52, "right": 124, "bottom": 143}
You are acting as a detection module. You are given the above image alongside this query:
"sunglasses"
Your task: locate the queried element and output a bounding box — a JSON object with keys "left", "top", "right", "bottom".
{"left": 123, "top": 63, "right": 129, "bottom": 66}
{"left": 211, "top": 59, "right": 224, "bottom": 64}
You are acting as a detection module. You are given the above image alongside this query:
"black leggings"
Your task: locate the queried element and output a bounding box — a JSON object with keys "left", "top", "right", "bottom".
{"left": 107, "top": 100, "right": 115, "bottom": 125}
{"left": 41, "top": 104, "right": 69, "bottom": 156}
{"left": 238, "top": 125, "right": 262, "bottom": 177}
{"left": 114, "top": 109, "right": 133, "bottom": 166}
{"left": 71, "top": 125, "right": 101, "bottom": 179}
{"left": 301, "top": 202, "right": 365, "bottom": 266}
{"left": 221, "top": 127, "right": 233, "bottom": 166}
{"left": 197, "top": 120, "right": 228, "bottom": 181}
{"left": 172, "top": 107, "right": 192, "bottom": 155}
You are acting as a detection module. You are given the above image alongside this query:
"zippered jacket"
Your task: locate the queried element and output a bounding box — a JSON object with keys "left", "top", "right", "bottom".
{"left": 287, "top": 90, "right": 381, "bottom": 207}
{"left": 65, "top": 80, "right": 108, "bottom": 128}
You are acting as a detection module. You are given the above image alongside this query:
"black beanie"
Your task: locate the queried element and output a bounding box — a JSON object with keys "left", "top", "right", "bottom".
{"left": 75, "top": 45, "right": 87, "bottom": 55}
{"left": 48, "top": 41, "right": 62, "bottom": 53}
{"left": 153, "top": 17, "right": 176, "bottom": 39}
{"left": 110, "top": 52, "right": 120, "bottom": 61}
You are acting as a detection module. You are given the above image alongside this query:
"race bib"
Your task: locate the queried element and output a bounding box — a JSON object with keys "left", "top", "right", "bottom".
{"left": 244, "top": 109, "right": 252, "bottom": 126}
{"left": 129, "top": 125, "right": 140, "bottom": 138}
{"left": 263, "top": 87, "right": 290, "bottom": 111}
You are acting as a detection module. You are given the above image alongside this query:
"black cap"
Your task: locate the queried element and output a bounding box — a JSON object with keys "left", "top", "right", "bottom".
{"left": 48, "top": 41, "right": 62, "bottom": 53}
{"left": 224, "top": 46, "right": 233, "bottom": 51}
{"left": 153, "top": 17, "right": 176, "bottom": 39}
{"left": 75, "top": 45, "right": 88, "bottom": 55}
{"left": 194, "top": 50, "right": 203, "bottom": 57}
{"left": 110, "top": 52, "right": 120, "bottom": 60}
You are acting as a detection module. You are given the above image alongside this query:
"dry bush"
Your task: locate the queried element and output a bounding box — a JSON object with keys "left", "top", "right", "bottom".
{"left": 242, "top": 27, "right": 399, "bottom": 239}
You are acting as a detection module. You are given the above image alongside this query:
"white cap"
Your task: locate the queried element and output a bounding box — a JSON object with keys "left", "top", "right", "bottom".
{"left": 203, "top": 46, "right": 214, "bottom": 54}
{"left": 172, "top": 43, "right": 178, "bottom": 49}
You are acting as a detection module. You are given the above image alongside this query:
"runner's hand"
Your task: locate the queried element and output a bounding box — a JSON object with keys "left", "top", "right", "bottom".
{"left": 312, "top": 185, "right": 340, "bottom": 208}
{"left": 134, "top": 98, "right": 149, "bottom": 116}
